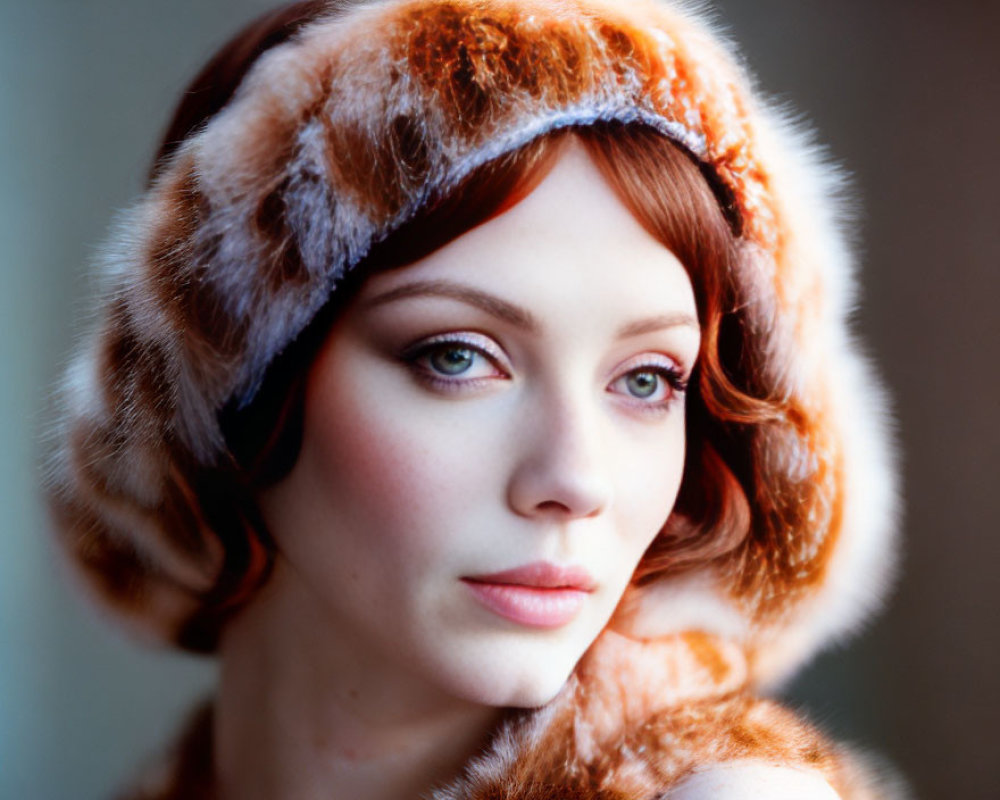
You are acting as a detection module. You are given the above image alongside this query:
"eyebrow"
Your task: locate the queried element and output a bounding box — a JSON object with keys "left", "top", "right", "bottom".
{"left": 363, "top": 280, "right": 540, "bottom": 331}
{"left": 363, "top": 279, "right": 699, "bottom": 338}
{"left": 615, "top": 312, "right": 700, "bottom": 338}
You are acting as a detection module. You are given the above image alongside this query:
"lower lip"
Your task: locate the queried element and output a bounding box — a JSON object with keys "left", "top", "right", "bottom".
{"left": 461, "top": 580, "right": 589, "bottom": 628}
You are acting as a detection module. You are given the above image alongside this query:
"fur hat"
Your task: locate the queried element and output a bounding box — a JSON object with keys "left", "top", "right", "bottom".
{"left": 45, "top": 0, "right": 896, "bottom": 687}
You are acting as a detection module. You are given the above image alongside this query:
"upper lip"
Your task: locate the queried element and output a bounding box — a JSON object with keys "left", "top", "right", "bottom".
{"left": 463, "top": 561, "right": 597, "bottom": 591}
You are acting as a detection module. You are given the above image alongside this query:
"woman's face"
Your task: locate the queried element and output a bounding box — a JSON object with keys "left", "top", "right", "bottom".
{"left": 257, "top": 141, "right": 700, "bottom": 708}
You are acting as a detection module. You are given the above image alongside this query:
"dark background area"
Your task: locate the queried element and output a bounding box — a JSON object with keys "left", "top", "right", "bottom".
{"left": 1, "top": 1, "right": 997, "bottom": 797}
{"left": 713, "top": 4, "right": 1000, "bottom": 798}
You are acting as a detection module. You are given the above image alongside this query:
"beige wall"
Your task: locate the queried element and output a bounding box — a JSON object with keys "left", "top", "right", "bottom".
{"left": 2, "top": 1, "right": 996, "bottom": 797}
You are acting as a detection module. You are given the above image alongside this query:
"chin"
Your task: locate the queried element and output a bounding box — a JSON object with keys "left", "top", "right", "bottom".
{"left": 440, "top": 644, "right": 583, "bottom": 710}
{"left": 461, "top": 674, "right": 571, "bottom": 710}
{"left": 504, "top": 678, "right": 571, "bottom": 709}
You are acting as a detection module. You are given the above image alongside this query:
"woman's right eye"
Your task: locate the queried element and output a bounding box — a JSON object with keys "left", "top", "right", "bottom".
{"left": 401, "top": 334, "right": 509, "bottom": 389}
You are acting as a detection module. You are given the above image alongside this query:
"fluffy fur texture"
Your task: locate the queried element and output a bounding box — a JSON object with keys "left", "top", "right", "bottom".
{"left": 46, "top": 0, "right": 899, "bottom": 792}
{"left": 119, "top": 631, "right": 905, "bottom": 799}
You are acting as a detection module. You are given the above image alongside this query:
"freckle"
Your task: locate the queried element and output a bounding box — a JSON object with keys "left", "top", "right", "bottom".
{"left": 349, "top": 688, "right": 359, "bottom": 700}
{"left": 350, "top": 570, "right": 359, "bottom": 581}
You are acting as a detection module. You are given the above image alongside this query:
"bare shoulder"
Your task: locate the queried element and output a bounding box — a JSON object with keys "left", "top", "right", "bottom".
{"left": 667, "top": 762, "right": 842, "bottom": 800}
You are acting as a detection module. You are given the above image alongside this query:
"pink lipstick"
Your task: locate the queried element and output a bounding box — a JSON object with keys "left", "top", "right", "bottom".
{"left": 461, "top": 562, "right": 596, "bottom": 628}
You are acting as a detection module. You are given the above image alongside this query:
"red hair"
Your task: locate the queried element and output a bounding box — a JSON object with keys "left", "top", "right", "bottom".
{"left": 153, "top": 2, "right": 785, "bottom": 643}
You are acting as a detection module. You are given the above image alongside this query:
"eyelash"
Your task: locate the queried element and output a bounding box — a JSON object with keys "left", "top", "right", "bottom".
{"left": 400, "top": 334, "right": 689, "bottom": 411}
{"left": 400, "top": 333, "right": 509, "bottom": 392}
{"left": 609, "top": 361, "right": 689, "bottom": 415}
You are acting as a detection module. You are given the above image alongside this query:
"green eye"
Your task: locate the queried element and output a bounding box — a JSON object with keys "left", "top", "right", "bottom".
{"left": 609, "top": 361, "right": 687, "bottom": 410}
{"left": 625, "top": 370, "right": 659, "bottom": 398}
{"left": 429, "top": 346, "right": 475, "bottom": 375}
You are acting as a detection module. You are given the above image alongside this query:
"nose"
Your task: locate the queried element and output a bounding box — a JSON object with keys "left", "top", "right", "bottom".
{"left": 506, "top": 387, "right": 612, "bottom": 521}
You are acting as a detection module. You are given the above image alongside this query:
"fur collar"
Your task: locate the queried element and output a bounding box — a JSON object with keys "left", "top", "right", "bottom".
{"left": 121, "top": 631, "right": 891, "bottom": 799}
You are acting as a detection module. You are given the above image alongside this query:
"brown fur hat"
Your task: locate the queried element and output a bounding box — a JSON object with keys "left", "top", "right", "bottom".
{"left": 45, "top": 0, "right": 896, "bottom": 686}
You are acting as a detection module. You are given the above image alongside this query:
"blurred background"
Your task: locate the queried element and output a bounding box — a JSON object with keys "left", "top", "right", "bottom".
{"left": 1, "top": 1, "right": 997, "bottom": 797}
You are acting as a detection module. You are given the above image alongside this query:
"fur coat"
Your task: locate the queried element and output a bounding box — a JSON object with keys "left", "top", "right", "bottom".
{"left": 43, "top": 0, "right": 899, "bottom": 796}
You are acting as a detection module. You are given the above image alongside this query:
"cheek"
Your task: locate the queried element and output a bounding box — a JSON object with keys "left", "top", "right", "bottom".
{"left": 300, "top": 380, "right": 434, "bottom": 562}
{"left": 306, "top": 399, "right": 424, "bottom": 523}
{"left": 297, "top": 345, "right": 504, "bottom": 563}
{"left": 613, "top": 416, "right": 687, "bottom": 551}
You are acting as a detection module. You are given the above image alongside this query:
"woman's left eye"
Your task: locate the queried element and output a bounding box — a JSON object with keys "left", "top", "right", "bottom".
{"left": 608, "top": 362, "right": 688, "bottom": 408}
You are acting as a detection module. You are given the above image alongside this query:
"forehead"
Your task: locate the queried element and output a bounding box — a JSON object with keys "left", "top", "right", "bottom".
{"left": 359, "top": 142, "right": 699, "bottom": 325}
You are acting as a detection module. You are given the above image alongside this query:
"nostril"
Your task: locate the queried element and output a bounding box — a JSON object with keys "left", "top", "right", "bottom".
{"left": 524, "top": 490, "right": 607, "bottom": 521}
{"left": 535, "top": 499, "right": 573, "bottom": 515}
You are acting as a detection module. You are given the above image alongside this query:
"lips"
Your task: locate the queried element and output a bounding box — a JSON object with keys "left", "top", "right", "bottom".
{"left": 461, "top": 562, "right": 596, "bottom": 628}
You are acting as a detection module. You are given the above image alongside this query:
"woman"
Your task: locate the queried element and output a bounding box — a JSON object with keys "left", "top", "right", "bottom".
{"left": 44, "top": 0, "right": 899, "bottom": 797}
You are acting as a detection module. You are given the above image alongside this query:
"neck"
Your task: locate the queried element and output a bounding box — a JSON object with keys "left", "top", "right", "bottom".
{"left": 215, "top": 559, "right": 502, "bottom": 800}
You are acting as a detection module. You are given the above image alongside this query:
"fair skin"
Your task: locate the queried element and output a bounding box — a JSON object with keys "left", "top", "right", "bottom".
{"left": 216, "top": 141, "right": 702, "bottom": 800}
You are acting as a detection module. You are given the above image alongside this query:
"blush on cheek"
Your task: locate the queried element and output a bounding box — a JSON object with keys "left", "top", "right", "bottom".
{"left": 305, "top": 394, "right": 424, "bottom": 527}
{"left": 299, "top": 350, "right": 472, "bottom": 559}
